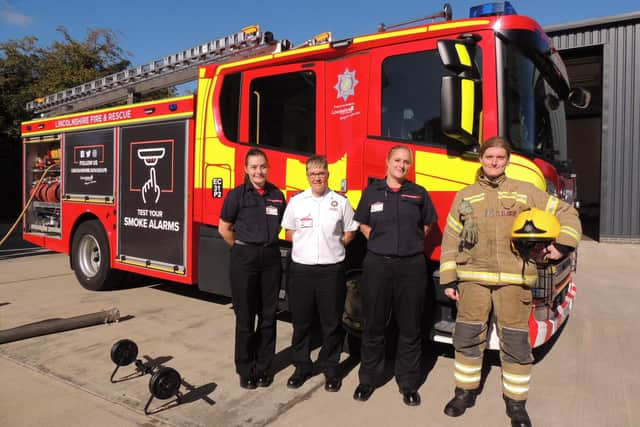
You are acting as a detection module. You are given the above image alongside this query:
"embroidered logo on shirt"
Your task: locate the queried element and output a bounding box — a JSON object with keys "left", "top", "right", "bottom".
{"left": 401, "top": 194, "right": 422, "bottom": 200}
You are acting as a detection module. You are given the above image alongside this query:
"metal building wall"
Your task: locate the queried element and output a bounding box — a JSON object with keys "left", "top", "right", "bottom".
{"left": 547, "top": 15, "right": 640, "bottom": 242}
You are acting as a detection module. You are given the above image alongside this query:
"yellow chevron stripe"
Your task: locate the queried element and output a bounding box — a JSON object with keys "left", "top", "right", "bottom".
{"left": 413, "top": 151, "right": 477, "bottom": 192}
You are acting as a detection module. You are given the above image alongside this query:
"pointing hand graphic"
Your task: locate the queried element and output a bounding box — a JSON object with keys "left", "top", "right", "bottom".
{"left": 142, "top": 168, "right": 161, "bottom": 204}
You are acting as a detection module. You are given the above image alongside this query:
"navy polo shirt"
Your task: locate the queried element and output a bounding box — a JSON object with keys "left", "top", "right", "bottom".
{"left": 355, "top": 178, "right": 437, "bottom": 256}
{"left": 220, "top": 180, "right": 286, "bottom": 245}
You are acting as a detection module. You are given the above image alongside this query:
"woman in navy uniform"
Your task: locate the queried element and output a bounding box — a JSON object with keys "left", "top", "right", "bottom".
{"left": 219, "top": 148, "right": 286, "bottom": 389}
{"left": 353, "top": 145, "right": 437, "bottom": 406}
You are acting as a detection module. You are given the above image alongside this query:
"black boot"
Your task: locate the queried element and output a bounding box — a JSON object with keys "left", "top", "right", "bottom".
{"left": 504, "top": 395, "right": 532, "bottom": 427}
{"left": 443, "top": 387, "right": 478, "bottom": 417}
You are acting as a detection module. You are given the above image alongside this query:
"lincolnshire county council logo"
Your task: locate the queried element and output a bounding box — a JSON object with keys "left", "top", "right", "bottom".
{"left": 334, "top": 69, "right": 359, "bottom": 101}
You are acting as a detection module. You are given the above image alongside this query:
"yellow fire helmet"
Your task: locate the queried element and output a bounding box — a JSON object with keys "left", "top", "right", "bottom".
{"left": 511, "top": 208, "right": 560, "bottom": 262}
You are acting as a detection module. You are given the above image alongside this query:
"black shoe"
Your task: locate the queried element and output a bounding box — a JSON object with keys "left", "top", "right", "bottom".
{"left": 504, "top": 396, "right": 532, "bottom": 427}
{"left": 444, "top": 387, "right": 478, "bottom": 417}
{"left": 256, "top": 372, "right": 273, "bottom": 388}
{"left": 324, "top": 377, "right": 342, "bottom": 392}
{"left": 239, "top": 374, "right": 257, "bottom": 390}
{"left": 287, "top": 371, "right": 311, "bottom": 389}
{"left": 353, "top": 384, "right": 375, "bottom": 401}
{"left": 402, "top": 391, "right": 421, "bottom": 406}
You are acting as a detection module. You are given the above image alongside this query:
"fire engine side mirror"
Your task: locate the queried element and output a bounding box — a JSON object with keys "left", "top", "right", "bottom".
{"left": 441, "top": 75, "right": 481, "bottom": 145}
{"left": 437, "top": 39, "right": 480, "bottom": 79}
{"left": 568, "top": 87, "right": 591, "bottom": 110}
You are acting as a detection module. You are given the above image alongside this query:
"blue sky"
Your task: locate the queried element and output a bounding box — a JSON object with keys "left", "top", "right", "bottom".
{"left": 1, "top": 0, "right": 638, "bottom": 93}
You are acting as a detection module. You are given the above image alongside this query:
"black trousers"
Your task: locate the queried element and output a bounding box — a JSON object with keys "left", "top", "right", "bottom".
{"left": 288, "top": 261, "right": 346, "bottom": 378}
{"left": 229, "top": 243, "right": 281, "bottom": 377}
{"left": 358, "top": 252, "right": 427, "bottom": 392}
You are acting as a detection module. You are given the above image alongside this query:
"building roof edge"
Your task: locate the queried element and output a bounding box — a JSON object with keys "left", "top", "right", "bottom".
{"left": 544, "top": 11, "right": 640, "bottom": 34}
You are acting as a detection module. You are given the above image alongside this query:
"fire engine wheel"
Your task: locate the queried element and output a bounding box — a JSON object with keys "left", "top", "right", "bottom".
{"left": 71, "top": 220, "right": 122, "bottom": 291}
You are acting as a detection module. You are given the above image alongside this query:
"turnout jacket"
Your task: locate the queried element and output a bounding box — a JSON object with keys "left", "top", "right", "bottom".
{"left": 439, "top": 173, "right": 581, "bottom": 287}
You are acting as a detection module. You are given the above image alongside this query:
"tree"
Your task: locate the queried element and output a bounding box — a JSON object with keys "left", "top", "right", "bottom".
{"left": 1, "top": 27, "right": 131, "bottom": 139}
{"left": 0, "top": 27, "right": 132, "bottom": 220}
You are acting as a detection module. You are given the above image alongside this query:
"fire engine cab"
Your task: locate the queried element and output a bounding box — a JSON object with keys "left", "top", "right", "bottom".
{"left": 20, "top": 2, "right": 588, "bottom": 348}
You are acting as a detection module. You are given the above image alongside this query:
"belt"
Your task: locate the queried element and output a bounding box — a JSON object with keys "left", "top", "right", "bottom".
{"left": 291, "top": 261, "right": 343, "bottom": 268}
{"left": 369, "top": 251, "right": 422, "bottom": 259}
{"left": 235, "top": 240, "right": 276, "bottom": 248}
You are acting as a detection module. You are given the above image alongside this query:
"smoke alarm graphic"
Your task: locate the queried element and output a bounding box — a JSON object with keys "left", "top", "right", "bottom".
{"left": 137, "top": 147, "right": 166, "bottom": 166}
{"left": 129, "top": 140, "right": 175, "bottom": 204}
{"left": 135, "top": 146, "right": 169, "bottom": 204}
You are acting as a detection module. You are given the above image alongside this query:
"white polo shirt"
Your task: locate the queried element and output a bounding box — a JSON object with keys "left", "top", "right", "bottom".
{"left": 281, "top": 188, "right": 359, "bottom": 265}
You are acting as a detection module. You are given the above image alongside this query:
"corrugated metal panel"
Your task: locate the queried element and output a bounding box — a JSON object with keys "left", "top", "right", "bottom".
{"left": 549, "top": 20, "right": 640, "bottom": 241}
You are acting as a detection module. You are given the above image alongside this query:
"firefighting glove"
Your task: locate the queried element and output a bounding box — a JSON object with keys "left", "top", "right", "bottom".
{"left": 458, "top": 200, "right": 479, "bottom": 246}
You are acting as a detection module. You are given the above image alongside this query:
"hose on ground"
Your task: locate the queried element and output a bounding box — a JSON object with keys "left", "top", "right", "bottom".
{"left": 0, "top": 308, "right": 120, "bottom": 344}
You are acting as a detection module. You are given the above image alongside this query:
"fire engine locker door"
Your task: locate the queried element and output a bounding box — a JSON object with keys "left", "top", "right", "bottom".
{"left": 118, "top": 120, "right": 189, "bottom": 274}
{"left": 238, "top": 61, "right": 326, "bottom": 198}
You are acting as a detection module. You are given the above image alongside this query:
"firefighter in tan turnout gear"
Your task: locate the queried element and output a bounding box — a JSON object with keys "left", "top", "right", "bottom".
{"left": 440, "top": 137, "right": 581, "bottom": 427}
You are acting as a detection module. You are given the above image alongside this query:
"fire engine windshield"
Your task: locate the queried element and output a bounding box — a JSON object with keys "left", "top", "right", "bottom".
{"left": 500, "top": 40, "right": 568, "bottom": 162}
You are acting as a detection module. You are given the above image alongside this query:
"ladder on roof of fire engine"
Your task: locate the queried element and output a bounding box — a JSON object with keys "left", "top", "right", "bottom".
{"left": 25, "top": 26, "right": 292, "bottom": 117}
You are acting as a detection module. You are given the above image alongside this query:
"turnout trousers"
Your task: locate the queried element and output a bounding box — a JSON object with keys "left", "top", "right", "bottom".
{"left": 358, "top": 252, "right": 427, "bottom": 392}
{"left": 229, "top": 243, "right": 281, "bottom": 377}
{"left": 453, "top": 282, "right": 534, "bottom": 400}
{"left": 287, "top": 262, "right": 346, "bottom": 378}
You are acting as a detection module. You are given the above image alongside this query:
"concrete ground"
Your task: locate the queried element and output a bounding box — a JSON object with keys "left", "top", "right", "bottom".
{"left": 0, "top": 239, "right": 639, "bottom": 427}
{"left": 0, "top": 222, "right": 48, "bottom": 260}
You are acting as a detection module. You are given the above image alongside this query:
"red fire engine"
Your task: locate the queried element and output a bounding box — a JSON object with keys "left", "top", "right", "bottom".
{"left": 20, "top": 3, "right": 588, "bottom": 348}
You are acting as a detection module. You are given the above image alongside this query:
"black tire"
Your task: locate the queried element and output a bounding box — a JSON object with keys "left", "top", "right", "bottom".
{"left": 71, "top": 220, "right": 122, "bottom": 291}
{"left": 110, "top": 339, "right": 139, "bottom": 366}
{"left": 149, "top": 367, "right": 181, "bottom": 399}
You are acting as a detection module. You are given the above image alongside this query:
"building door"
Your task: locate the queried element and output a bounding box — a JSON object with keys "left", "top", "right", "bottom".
{"left": 562, "top": 47, "right": 603, "bottom": 240}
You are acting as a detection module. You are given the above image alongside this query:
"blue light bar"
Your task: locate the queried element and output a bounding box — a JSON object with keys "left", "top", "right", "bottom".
{"left": 469, "top": 2, "right": 517, "bottom": 18}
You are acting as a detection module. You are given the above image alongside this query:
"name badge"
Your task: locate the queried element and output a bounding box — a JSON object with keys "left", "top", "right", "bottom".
{"left": 266, "top": 206, "right": 278, "bottom": 216}
{"left": 300, "top": 216, "right": 313, "bottom": 228}
{"left": 371, "top": 202, "right": 384, "bottom": 213}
